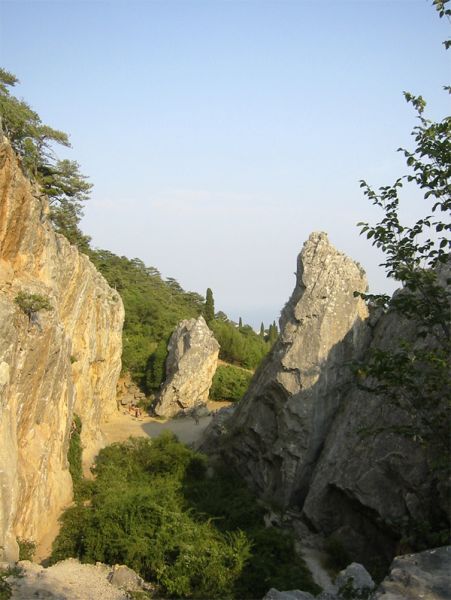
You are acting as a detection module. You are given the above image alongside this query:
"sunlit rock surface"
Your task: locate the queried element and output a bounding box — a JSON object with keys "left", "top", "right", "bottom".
{"left": 0, "top": 141, "right": 124, "bottom": 560}
{"left": 153, "top": 316, "right": 219, "bottom": 418}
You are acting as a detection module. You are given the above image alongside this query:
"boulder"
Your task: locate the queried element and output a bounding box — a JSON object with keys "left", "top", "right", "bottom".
{"left": 153, "top": 316, "right": 219, "bottom": 418}
{"left": 108, "top": 564, "right": 144, "bottom": 591}
{"left": 374, "top": 546, "right": 451, "bottom": 600}
{"left": 335, "top": 563, "right": 375, "bottom": 596}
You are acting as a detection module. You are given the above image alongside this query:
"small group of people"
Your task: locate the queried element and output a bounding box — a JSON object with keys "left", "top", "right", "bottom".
{"left": 128, "top": 403, "right": 142, "bottom": 418}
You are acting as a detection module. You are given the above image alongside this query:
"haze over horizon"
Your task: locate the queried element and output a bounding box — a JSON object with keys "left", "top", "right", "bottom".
{"left": 1, "top": 0, "right": 449, "bottom": 328}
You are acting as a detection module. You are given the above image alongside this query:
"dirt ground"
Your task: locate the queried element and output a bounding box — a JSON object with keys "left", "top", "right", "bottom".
{"left": 101, "top": 400, "right": 231, "bottom": 446}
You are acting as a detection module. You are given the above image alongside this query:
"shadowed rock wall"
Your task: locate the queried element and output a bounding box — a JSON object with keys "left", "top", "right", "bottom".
{"left": 206, "top": 232, "right": 449, "bottom": 567}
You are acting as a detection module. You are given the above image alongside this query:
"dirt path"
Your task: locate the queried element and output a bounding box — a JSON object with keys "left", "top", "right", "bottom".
{"left": 101, "top": 400, "right": 230, "bottom": 447}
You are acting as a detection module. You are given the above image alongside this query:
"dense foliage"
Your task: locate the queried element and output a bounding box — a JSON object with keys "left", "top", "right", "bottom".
{"left": 210, "top": 364, "right": 253, "bottom": 402}
{"left": 0, "top": 68, "right": 92, "bottom": 251}
{"left": 88, "top": 249, "right": 271, "bottom": 391}
{"left": 210, "top": 318, "right": 271, "bottom": 370}
{"left": 51, "top": 433, "right": 320, "bottom": 599}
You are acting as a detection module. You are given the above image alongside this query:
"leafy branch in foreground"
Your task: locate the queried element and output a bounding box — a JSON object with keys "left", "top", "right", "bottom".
{"left": 355, "top": 0, "right": 451, "bottom": 455}
{"left": 355, "top": 2, "right": 450, "bottom": 458}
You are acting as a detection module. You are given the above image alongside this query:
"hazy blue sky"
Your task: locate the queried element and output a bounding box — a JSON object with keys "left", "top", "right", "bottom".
{"left": 1, "top": 0, "right": 449, "bottom": 327}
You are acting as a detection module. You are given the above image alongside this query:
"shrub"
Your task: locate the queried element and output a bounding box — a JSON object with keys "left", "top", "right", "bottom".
{"left": 17, "top": 538, "right": 36, "bottom": 561}
{"left": 67, "top": 414, "right": 91, "bottom": 502}
{"left": 51, "top": 433, "right": 320, "bottom": 599}
{"left": 14, "top": 291, "right": 52, "bottom": 319}
{"left": 210, "top": 364, "right": 253, "bottom": 402}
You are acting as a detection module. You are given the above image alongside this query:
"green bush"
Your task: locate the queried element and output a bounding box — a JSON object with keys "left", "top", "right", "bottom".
{"left": 0, "top": 565, "right": 22, "bottom": 600}
{"left": 67, "top": 414, "right": 94, "bottom": 502}
{"left": 17, "top": 538, "right": 36, "bottom": 561}
{"left": 51, "top": 433, "right": 320, "bottom": 599}
{"left": 14, "top": 291, "right": 52, "bottom": 319}
{"left": 210, "top": 320, "right": 269, "bottom": 370}
{"left": 210, "top": 364, "right": 253, "bottom": 402}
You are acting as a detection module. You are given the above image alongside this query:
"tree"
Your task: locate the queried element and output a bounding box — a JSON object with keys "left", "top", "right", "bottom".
{"left": 0, "top": 68, "right": 91, "bottom": 250}
{"left": 204, "top": 288, "right": 215, "bottom": 325}
{"left": 238, "top": 316, "right": 243, "bottom": 328}
{"left": 259, "top": 322, "right": 265, "bottom": 338}
{"left": 268, "top": 321, "right": 278, "bottom": 345}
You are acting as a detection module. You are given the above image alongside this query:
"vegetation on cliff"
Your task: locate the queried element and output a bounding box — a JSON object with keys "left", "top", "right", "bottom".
{"left": 51, "top": 433, "right": 320, "bottom": 599}
{"left": 356, "top": 0, "right": 450, "bottom": 551}
{"left": 0, "top": 68, "right": 92, "bottom": 251}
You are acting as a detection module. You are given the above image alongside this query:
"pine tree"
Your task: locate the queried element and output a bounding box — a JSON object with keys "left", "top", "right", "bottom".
{"left": 259, "top": 322, "right": 265, "bottom": 338}
{"left": 239, "top": 317, "right": 243, "bottom": 328}
{"left": 204, "top": 288, "right": 215, "bottom": 325}
{"left": 268, "top": 321, "right": 278, "bottom": 345}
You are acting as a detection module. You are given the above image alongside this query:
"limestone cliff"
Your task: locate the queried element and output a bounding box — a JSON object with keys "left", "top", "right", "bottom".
{"left": 203, "top": 232, "right": 449, "bottom": 567}
{"left": 214, "top": 232, "right": 370, "bottom": 507}
{"left": 153, "top": 316, "right": 219, "bottom": 418}
{"left": 0, "top": 141, "right": 124, "bottom": 561}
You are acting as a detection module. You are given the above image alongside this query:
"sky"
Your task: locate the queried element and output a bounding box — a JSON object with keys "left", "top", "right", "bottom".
{"left": 0, "top": 0, "right": 449, "bottom": 328}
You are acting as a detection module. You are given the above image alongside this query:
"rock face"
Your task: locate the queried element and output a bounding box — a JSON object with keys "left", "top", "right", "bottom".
{"left": 301, "top": 285, "right": 449, "bottom": 566}
{"left": 205, "top": 231, "right": 449, "bottom": 567}
{"left": 374, "top": 546, "right": 451, "bottom": 600}
{"left": 263, "top": 547, "right": 451, "bottom": 599}
{"left": 153, "top": 316, "right": 219, "bottom": 418}
{"left": 217, "top": 232, "right": 369, "bottom": 507}
{"left": 0, "top": 141, "right": 124, "bottom": 561}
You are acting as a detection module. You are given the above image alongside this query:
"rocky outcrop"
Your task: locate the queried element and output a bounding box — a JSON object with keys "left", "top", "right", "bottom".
{"left": 374, "top": 546, "right": 451, "bottom": 600}
{"left": 263, "top": 547, "right": 451, "bottom": 600}
{"left": 153, "top": 316, "right": 219, "bottom": 418}
{"left": 214, "top": 232, "right": 369, "bottom": 507}
{"left": 6, "top": 559, "right": 152, "bottom": 599}
{"left": 0, "top": 141, "right": 124, "bottom": 561}
{"left": 301, "top": 282, "right": 450, "bottom": 566}
{"left": 204, "top": 231, "right": 449, "bottom": 568}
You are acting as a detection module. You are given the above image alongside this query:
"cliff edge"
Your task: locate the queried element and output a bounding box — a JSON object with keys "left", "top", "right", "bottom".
{"left": 0, "top": 141, "right": 124, "bottom": 561}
